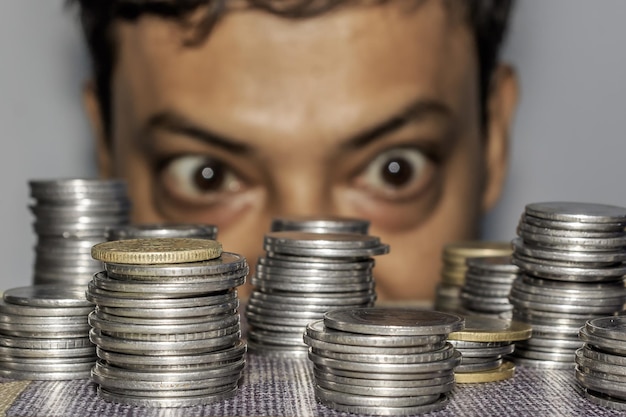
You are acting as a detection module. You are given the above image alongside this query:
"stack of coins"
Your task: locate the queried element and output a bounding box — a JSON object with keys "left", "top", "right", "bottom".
{"left": 87, "top": 238, "right": 247, "bottom": 408}
{"left": 448, "top": 316, "right": 531, "bottom": 384}
{"left": 271, "top": 215, "right": 370, "bottom": 234}
{"left": 509, "top": 202, "right": 626, "bottom": 368}
{"left": 0, "top": 284, "right": 95, "bottom": 380}
{"left": 30, "top": 178, "right": 131, "bottom": 286}
{"left": 305, "top": 308, "right": 464, "bottom": 415}
{"left": 106, "top": 223, "right": 218, "bottom": 241}
{"left": 460, "top": 256, "right": 521, "bottom": 319}
{"left": 577, "top": 316, "right": 626, "bottom": 411}
{"left": 246, "top": 231, "right": 388, "bottom": 356}
{"left": 435, "top": 241, "right": 513, "bottom": 313}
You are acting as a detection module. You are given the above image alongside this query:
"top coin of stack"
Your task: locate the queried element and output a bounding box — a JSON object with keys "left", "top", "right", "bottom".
{"left": 270, "top": 215, "right": 370, "bottom": 234}
{"left": 87, "top": 238, "right": 248, "bottom": 408}
{"left": 435, "top": 241, "right": 513, "bottom": 314}
{"left": 30, "top": 178, "right": 131, "bottom": 286}
{"left": 106, "top": 223, "right": 218, "bottom": 241}
{"left": 509, "top": 202, "right": 626, "bottom": 369}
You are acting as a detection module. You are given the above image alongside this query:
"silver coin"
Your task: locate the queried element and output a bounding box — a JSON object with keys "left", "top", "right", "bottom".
{"left": 311, "top": 343, "right": 455, "bottom": 364}
{"left": 29, "top": 178, "right": 127, "bottom": 198}
{"left": 512, "top": 238, "right": 626, "bottom": 263}
{"left": 265, "top": 231, "right": 382, "bottom": 249}
{"left": 528, "top": 322, "right": 582, "bottom": 335}
{"left": 258, "top": 256, "right": 374, "bottom": 271}
{"left": 314, "top": 367, "right": 454, "bottom": 388}
{"left": 0, "top": 321, "right": 90, "bottom": 336}
{"left": 245, "top": 304, "right": 323, "bottom": 320}
{"left": 0, "top": 335, "right": 93, "bottom": 349}
{"left": 323, "top": 308, "right": 464, "bottom": 336}
{"left": 97, "top": 385, "right": 237, "bottom": 408}
{"left": 0, "top": 367, "right": 91, "bottom": 381}
{"left": 3, "top": 284, "right": 92, "bottom": 308}
{"left": 316, "top": 377, "right": 454, "bottom": 398}
{"left": 578, "top": 365, "right": 626, "bottom": 386}
{"left": 516, "top": 276, "right": 626, "bottom": 297}
{"left": 104, "top": 252, "right": 247, "bottom": 278}
{"left": 581, "top": 344, "right": 626, "bottom": 367}
{"left": 519, "top": 233, "right": 626, "bottom": 252}
{"left": 0, "top": 312, "right": 88, "bottom": 326}
{"left": 93, "top": 308, "right": 234, "bottom": 325}
{"left": 270, "top": 216, "right": 369, "bottom": 234}
{"left": 306, "top": 320, "right": 446, "bottom": 348}
{"left": 247, "top": 296, "right": 339, "bottom": 314}
{"left": 575, "top": 349, "right": 626, "bottom": 378}
{"left": 313, "top": 364, "right": 453, "bottom": 381}
{"left": 465, "top": 256, "right": 518, "bottom": 273}
{"left": 264, "top": 243, "right": 389, "bottom": 258}
{"left": 512, "top": 257, "right": 626, "bottom": 279}
{"left": 0, "top": 359, "right": 94, "bottom": 373}
{"left": 512, "top": 347, "right": 575, "bottom": 362}
{"left": 585, "top": 316, "right": 626, "bottom": 342}
{"left": 455, "top": 344, "right": 515, "bottom": 358}
{"left": 100, "top": 382, "right": 239, "bottom": 399}
{"left": 448, "top": 340, "right": 511, "bottom": 349}
{"left": 512, "top": 251, "right": 618, "bottom": 270}
{"left": 92, "top": 369, "right": 242, "bottom": 391}
{"left": 256, "top": 263, "right": 371, "bottom": 278}
{"left": 315, "top": 393, "right": 448, "bottom": 416}
{"left": 509, "top": 290, "right": 624, "bottom": 313}
{"left": 525, "top": 202, "right": 626, "bottom": 224}
{"left": 254, "top": 269, "right": 371, "bottom": 284}
{"left": 516, "top": 336, "right": 583, "bottom": 351}
{"left": 92, "top": 271, "right": 246, "bottom": 294}
{"left": 461, "top": 284, "right": 512, "bottom": 298}
{"left": 89, "top": 328, "right": 241, "bottom": 355}
{"left": 583, "top": 389, "right": 626, "bottom": 412}
{"left": 308, "top": 350, "right": 462, "bottom": 373}
{"left": 455, "top": 358, "right": 503, "bottom": 373}
{"left": 86, "top": 287, "right": 234, "bottom": 308}
{"left": 265, "top": 252, "right": 364, "bottom": 263}
{"left": 508, "top": 356, "right": 575, "bottom": 369}
{"left": 518, "top": 221, "right": 624, "bottom": 239}
{"left": 575, "top": 370, "right": 626, "bottom": 400}
{"left": 95, "top": 299, "right": 238, "bottom": 319}
{"left": 99, "top": 324, "right": 241, "bottom": 343}
{"left": 106, "top": 223, "right": 218, "bottom": 241}
{"left": 0, "top": 345, "right": 94, "bottom": 359}
{"left": 512, "top": 308, "right": 602, "bottom": 326}
{"left": 303, "top": 334, "right": 445, "bottom": 355}
{"left": 250, "top": 276, "right": 373, "bottom": 293}
{"left": 458, "top": 355, "right": 503, "bottom": 365}
{"left": 314, "top": 384, "right": 441, "bottom": 407}
{"left": 521, "top": 213, "right": 626, "bottom": 232}
{"left": 250, "top": 291, "right": 376, "bottom": 306}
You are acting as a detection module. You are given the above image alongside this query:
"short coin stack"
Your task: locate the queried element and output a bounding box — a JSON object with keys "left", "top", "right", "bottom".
{"left": 271, "top": 215, "right": 370, "bottom": 234}
{"left": 30, "top": 178, "right": 131, "bottom": 286}
{"left": 305, "top": 308, "right": 464, "bottom": 415}
{"left": 0, "top": 284, "right": 95, "bottom": 380}
{"left": 576, "top": 316, "right": 626, "bottom": 411}
{"left": 460, "top": 256, "right": 521, "bottom": 320}
{"left": 435, "top": 242, "right": 513, "bottom": 314}
{"left": 448, "top": 316, "right": 531, "bottom": 383}
{"left": 246, "top": 231, "right": 388, "bottom": 356}
{"left": 509, "top": 202, "right": 626, "bottom": 368}
{"left": 106, "top": 223, "right": 218, "bottom": 241}
{"left": 87, "top": 238, "right": 248, "bottom": 408}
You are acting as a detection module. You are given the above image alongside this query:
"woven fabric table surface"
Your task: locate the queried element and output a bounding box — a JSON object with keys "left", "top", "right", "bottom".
{"left": 1, "top": 352, "right": 623, "bottom": 417}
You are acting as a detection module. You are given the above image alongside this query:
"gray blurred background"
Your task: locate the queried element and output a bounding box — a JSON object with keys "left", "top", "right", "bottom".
{"left": 1, "top": 1, "right": 625, "bottom": 292}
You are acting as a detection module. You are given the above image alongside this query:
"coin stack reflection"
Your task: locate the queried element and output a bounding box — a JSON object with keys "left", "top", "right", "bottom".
{"left": 508, "top": 202, "right": 626, "bottom": 369}
{"left": 0, "top": 285, "right": 95, "bottom": 380}
{"left": 87, "top": 238, "right": 247, "bottom": 408}
{"left": 30, "top": 179, "right": 131, "bottom": 286}
{"left": 460, "top": 256, "right": 520, "bottom": 320}
{"left": 246, "top": 231, "right": 388, "bottom": 356}
{"left": 106, "top": 223, "right": 218, "bottom": 241}
{"left": 577, "top": 316, "right": 626, "bottom": 411}
{"left": 435, "top": 242, "right": 513, "bottom": 314}
{"left": 305, "top": 308, "right": 464, "bottom": 415}
{"left": 448, "top": 316, "right": 531, "bottom": 384}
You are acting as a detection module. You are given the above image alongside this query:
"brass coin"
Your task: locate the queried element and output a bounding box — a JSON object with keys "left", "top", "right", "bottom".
{"left": 448, "top": 317, "right": 532, "bottom": 342}
{"left": 91, "top": 238, "right": 222, "bottom": 264}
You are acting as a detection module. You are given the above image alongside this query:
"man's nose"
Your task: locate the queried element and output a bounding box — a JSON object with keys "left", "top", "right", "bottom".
{"left": 269, "top": 171, "right": 334, "bottom": 218}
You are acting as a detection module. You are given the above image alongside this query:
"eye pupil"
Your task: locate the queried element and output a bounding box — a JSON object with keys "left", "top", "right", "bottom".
{"left": 381, "top": 157, "right": 413, "bottom": 187}
{"left": 194, "top": 159, "right": 224, "bottom": 191}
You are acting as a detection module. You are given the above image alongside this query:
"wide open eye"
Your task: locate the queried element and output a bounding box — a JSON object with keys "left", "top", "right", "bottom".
{"left": 354, "top": 147, "right": 433, "bottom": 200}
{"left": 159, "top": 155, "right": 243, "bottom": 203}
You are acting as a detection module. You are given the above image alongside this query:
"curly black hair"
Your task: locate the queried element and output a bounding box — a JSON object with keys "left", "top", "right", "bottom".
{"left": 67, "top": 0, "right": 515, "bottom": 138}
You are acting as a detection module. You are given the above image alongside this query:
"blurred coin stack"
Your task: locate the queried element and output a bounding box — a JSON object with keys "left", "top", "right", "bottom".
{"left": 246, "top": 231, "right": 388, "bottom": 356}
{"left": 305, "top": 308, "right": 464, "bottom": 415}
{"left": 435, "top": 242, "right": 513, "bottom": 314}
{"left": 508, "top": 202, "right": 626, "bottom": 369}
{"left": 87, "top": 238, "right": 247, "bottom": 408}
{"left": 460, "top": 256, "right": 520, "bottom": 319}
{"left": 448, "top": 316, "right": 531, "bottom": 384}
{"left": 577, "top": 316, "right": 626, "bottom": 411}
{"left": 30, "top": 178, "right": 131, "bottom": 286}
{"left": 106, "top": 223, "right": 218, "bottom": 241}
{"left": 0, "top": 284, "right": 95, "bottom": 380}
{"left": 271, "top": 215, "right": 370, "bottom": 234}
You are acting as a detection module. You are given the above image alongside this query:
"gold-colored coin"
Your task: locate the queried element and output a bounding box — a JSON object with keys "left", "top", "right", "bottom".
{"left": 441, "top": 270, "right": 466, "bottom": 286}
{"left": 454, "top": 361, "right": 515, "bottom": 384}
{"left": 91, "top": 238, "right": 223, "bottom": 265}
{"left": 448, "top": 316, "right": 532, "bottom": 342}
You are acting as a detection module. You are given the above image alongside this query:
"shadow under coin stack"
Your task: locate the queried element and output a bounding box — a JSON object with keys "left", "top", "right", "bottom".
{"left": 246, "top": 231, "right": 388, "bottom": 356}
{"left": 435, "top": 242, "right": 513, "bottom": 314}
{"left": 448, "top": 316, "right": 531, "bottom": 384}
{"left": 30, "top": 179, "right": 131, "bottom": 286}
{"left": 509, "top": 202, "right": 626, "bottom": 369}
{"left": 305, "top": 307, "right": 464, "bottom": 415}
{"left": 577, "top": 316, "right": 626, "bottom": 411}
{"left": 0, "top": 284, "right": 95, "bottom": 380}
{"left": 87, "top": 238, "right": 248, "bottom": 408}
{"left": 106, "top": 223, "right": 218, "bottom": 241}
{"left": 460, "top": 256, "right": 521, "bottom": 320}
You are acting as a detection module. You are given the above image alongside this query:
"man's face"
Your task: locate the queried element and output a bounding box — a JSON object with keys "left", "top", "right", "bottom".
{"left": 89, "top": 0, "right": 514, "bottom": 301}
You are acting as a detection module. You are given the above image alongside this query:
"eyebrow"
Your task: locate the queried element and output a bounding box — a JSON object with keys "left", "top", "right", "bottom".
{"left": 344, "top": 99, "right": 453, "bottom": 149}
{"left": 144, "top": 111, "right": 251, "bottom": 154}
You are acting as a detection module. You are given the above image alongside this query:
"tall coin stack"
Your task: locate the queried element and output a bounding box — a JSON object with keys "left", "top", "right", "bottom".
{"left": 30, "top": 178, "right": 131, "bottom": 286}
{"left": 448, "top": 316, "right": 531, "bottom": 384}
{"left": 305, "top": 308, "right": 464, "bottom": 415}
{"left": 577, "top": 316, "right": 626, "bottom": 411}
{"left": 435, "top": 242, "right": 513, "bottom": 314}
{"left": 87, "top": 238, "right": 248, "bottom": 408}
{"left": 106, "top": 223, "right": 218, "bottom": 241}
{"left": 509, "top": 202, "right": 626, "bottom": 368}
{"left": 460, "top": 256, "right": 520, "bottom": 319}
{"left": 246, "top": 231, "right": 388, "bottom": 356}
{"left": 0, "top": 284, "right": 95, "bottom": 380}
